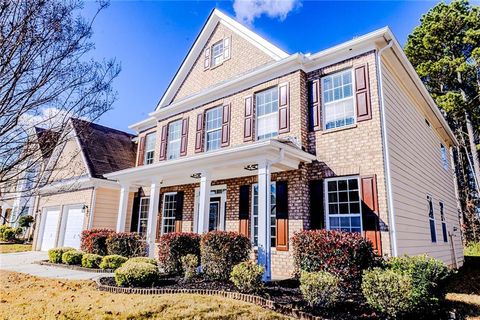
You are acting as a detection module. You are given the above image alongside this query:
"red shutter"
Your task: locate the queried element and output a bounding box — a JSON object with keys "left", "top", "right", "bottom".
{"left": 355, "top": 64, "right": 372, "bottom": 122}
{"left": 204, "top": 47, "right": 211, "bottom": 70}
{"left": 137, "top": 136, "right": 146, "bottom": 166}
{"left": 244, "top": 96, "right": 254, "bottom": 141}
{"left": 278, "top": 82, "right": 290, "bottom": 133}
{"left": 239, "top": 185, "right": 250, "bottom": 237}
{"left": 180, "top": 117, "right": 189, "bottom": 156}
{"left": 361, "top": 175, "right": 382, "bottom": 255}
{"left": 194, "top": 113, "right": 204, "bottom": 153}
{"left": 159, "top": 125, "right": 168, "bottom": 161}
{"left": 221, "top": 103, "right": 231, "bottom": 147}
{"left": 310, "top": 79, "right": 321, "bottom": 131}
{"left": 275, "top": 181, "right": 289, "bottom": 251}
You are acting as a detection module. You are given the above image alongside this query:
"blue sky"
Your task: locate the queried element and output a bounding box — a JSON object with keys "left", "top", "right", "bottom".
{"left": 83, "top": 1, "right": 450, "bottom": 132}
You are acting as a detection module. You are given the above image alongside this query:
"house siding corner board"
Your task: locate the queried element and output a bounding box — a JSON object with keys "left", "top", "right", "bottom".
{"left": 382, "top": 61, "right": 463, "bottom": 267}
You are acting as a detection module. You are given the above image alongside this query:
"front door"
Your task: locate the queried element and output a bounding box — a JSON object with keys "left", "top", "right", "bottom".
{"left": 208, "top": 197, "right": 221, "bottom": 231}
{"left": 194, "top": 186, "right": 227, "bottom": 233}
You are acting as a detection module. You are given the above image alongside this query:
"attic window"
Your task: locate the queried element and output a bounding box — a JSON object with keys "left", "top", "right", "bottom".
{"left": 211, "top": 40, "right": 224, "bottom": 67}
{"left": 204, "top": 37, "right": 231, "bottom": 70}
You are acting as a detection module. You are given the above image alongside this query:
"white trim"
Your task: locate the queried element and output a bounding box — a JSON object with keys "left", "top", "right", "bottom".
{"left": 87, "top": 187, "right": 96, "bottom": 229}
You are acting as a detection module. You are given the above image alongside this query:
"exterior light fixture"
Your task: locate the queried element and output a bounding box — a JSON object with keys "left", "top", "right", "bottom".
{"left": 244, "top": 164, "right": 258, "bottom": 171}
{"left": 190, "top": 173, "right": 202, "bottom": 179}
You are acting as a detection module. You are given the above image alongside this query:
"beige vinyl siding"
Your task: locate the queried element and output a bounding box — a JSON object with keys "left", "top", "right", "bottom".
{"left": 92, "top": 187, "right": 134, "bottom": 231}
{"left": 48, "top": 138, "right": 88, "bottom": 183}
{"left": 382, "top": 60, "right": 463, "bottom": 267}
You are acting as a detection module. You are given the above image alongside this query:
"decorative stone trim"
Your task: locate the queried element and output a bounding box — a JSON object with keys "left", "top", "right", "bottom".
{"left": 35, "top": 261, "right": 114, "bottom": 273}
{"left": 95, "top": 277, "right": 322, "bottom": 320}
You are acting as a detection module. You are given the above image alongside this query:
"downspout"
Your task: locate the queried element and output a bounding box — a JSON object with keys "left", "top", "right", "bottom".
{"left": 87, "top": 187, "right": 96, "bottom": 229}
{"left": 376, "top": 40, "right": 398, "bottom": 257}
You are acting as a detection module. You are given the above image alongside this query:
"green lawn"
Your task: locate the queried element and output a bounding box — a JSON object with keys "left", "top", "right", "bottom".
{"left": 0, "top": 243, "right": 31, "bottom": 254}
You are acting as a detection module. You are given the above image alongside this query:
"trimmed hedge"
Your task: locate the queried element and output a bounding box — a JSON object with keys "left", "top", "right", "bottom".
{"left": 62, "top": 250, "right": 83, "bottom": 265}
{"left": 80, "top": 229, "right": 115, "bottom": 255}
{"left": 82, "top": 253, "right": 103, "bottom": 268}
{"left": 106, "top": 232, "right": 146, "bottom": 258}
{"left": 100, "top": 254, "right": 128, "bottom": 270}
{"left": 292, "top": 230, "right": 377, "bottom": 292}
{"left": 158, "top": 232, "right": 200, "bottom": 275}
{"left": 230, "top": 261, "right": 264, "bottom": 294}
{"left": 48, "top": 247, "right": 75, "bottom": 263}
{"left": 201, "top": 231, "right": 251, "bottom": 280}
{"left": 300, "top": 271, "right": 341, "bottom": 308}
{"left": 114, "top": 262, "right": 160, "bottom": 287}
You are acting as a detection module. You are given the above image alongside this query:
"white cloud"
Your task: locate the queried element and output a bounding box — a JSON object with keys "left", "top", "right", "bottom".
{"left": 233, "top": 0, "right": 300, "bottom": 25}
{"left": 19, "top": 107, "right": 73, "bottom": 131}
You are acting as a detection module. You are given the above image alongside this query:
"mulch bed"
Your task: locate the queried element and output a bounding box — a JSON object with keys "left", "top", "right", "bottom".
{"left": 35, "top": 260, "right": 114, "bottom": 273}
{"left": 98, "top": 276, "right": 379, "bottom": 319}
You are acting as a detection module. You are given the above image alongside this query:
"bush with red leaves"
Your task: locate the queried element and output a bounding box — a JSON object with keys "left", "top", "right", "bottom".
{"left": 157, "top": 232, "right": 200, "bottom": 275}
{"left": 80, "top": 229, "right": 115, "bottom": 256}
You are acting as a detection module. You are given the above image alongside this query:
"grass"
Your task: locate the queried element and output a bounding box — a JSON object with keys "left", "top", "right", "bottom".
{"left": 0, "top": 271, "right": 288, "bottom": 320}
{"left": 0, "top": 243, "right": 31, "bottom": 253}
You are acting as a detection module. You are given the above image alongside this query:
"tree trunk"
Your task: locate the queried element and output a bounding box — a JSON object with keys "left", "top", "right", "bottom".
{"left": 465, "top": 112, "right": 480, "bottom": 192}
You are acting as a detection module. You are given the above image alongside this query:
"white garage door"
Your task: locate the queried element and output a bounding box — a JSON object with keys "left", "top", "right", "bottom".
{"left": 41, "top": 209, "right": 60, "bottom": 251}
{"left": 62, "top": 207, "right": 85, "bottom": 249}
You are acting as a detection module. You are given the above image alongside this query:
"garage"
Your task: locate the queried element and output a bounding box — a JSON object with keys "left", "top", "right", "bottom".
{"left": 61, "top": 206, "right": 85, "bottom": 249}
{"left": 40, "top": 209, "right": 60, "bottom": 251}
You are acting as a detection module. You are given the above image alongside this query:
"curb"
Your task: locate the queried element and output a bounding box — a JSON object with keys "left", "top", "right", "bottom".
{"left": 35, "top": 261, "right": 114, "bottom": 273}
{"left": 95, "top": 277, "right": 322, "bottom": 320}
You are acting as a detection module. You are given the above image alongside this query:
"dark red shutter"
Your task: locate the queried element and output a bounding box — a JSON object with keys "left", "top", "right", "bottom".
{"left": 137, "top": 136, "right": 146, "bottom": 166}
{"left": 130, "top": 189, "right": 142, "bottom": 232}
{"left": 239, "top": 185, "right": 250, "bottom": 237}
{"left": 278, "top": 83, "right": 290, "bottom": 133}
{"left": 275, "top": 181, "right": 288, "bottom": 251}
{"left": 195, "top": 113, "right": 204, "bottom": 153}
{"left": 309, "top": 180, "right": 324, "bottom": 229}
{"left": 355, "top": 64, "right": 372, "bottom": 122}
{"left": 221, "top": 103, "right": 231, "bottom": 147}
{"left": 361, "top": 175, "right": 382, "bottom": 255}
{"left": 310, "top": 79, "right": 321, "bottom": 131}
{"left": 180, "top": 117, "right": 189, "bottom": 156}
{"left": 244, "top": 96, "right": 253, "bottom": 141}
{"left": 159, "top": 125, "right": 168, "bottom": 161}
{"left": 175, "top": 191, "right": 184, "bottom": 232}
{"left": 204, "top": 47, "right": 211, "bottom": 70}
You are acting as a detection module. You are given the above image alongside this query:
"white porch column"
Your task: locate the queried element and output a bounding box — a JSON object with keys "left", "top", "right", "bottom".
{"left": 257, "top": 161, "right": 271, "bottom": 281}
{"left": 146, "top": 179, "right": 161, "bottom": 258}
{"left": 116, "top": 183, "right": 130, "bottom": 232}
{"left": 197, "top": 172, "right": 211, "bottom": 234}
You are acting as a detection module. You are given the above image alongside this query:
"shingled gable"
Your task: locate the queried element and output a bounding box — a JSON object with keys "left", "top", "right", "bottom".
{"left": 70, "top": 118, "right": 137, "bottom": 179}
{"left": 156, "top": 8, "right": 289, "bottom": 109}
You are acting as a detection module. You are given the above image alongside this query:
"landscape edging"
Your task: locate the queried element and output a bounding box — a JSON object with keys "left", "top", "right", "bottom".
{"left": 35, "top": 260, "right": 114, "bottom": 273}
{"left": 95, "top": 277, "right": 322, "bottom": 320}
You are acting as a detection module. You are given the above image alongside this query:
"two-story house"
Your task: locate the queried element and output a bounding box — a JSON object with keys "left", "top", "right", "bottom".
{"left": 104, "top": 9, "right": 463, "bottom": 279}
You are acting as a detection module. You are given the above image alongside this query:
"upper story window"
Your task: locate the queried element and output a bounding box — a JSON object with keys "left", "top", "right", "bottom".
{"left": 167, "top": 120, "right": 182, "bottom": 160}
{"left": 439, "top": 201, "right": 448, "bottom": 243}
{"left": 252, "top": 182, "right": 276, "bottom": 247}
{"left": 211, "top": 40, "right": 224, "bottom": 67}
{"left": 428, "top": 195, "right": 436, "bottom": 243}
{"left": 322, "top": 69, "right": 354, "bottom": 130}
{"left": 144, "top": 133, "right": 156, "bottom": 165}
{"left": 440, "top": 144, "right": 448, "bottom": 170}
{"left": 256, "top": 87, "right": 279, "bottom": 140}
{"left": 326, "top": 177, "right": 361, "bottom": 232}
{"left": 205, "top": 106, "right": 223, "bottom": 151}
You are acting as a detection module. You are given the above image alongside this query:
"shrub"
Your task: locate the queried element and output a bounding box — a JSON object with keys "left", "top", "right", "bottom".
{"left": 292, "top": 230, "right": 377, "bottom": 292}
{"left": 62, "top": 250, "right": 83, "bottom": 265}
{"left": 114, "top": 262, "right": 160, "bottom": 287}
{"left": 181, "top": 254, "right": 199, "bottom": 281}
{"left": 299, "top": 271, "right": 341, "bottom": 308}
{"left": 18, "top": 215, "right": 34, "bottom": 228}
{"left": 158, "top": 232, "right": 200, "bottom": 275}
{"left": 100, "top": 254, "right": 128, "bottom": 270}
{"left": 465, "top": 242, "right": 480, "bottom": 257}
{"left": 201, "top": 231, "right": 251, "bottom": 280}
{"left": 362, "top": 268, "right": 415, "bottom": 318}
{"left": 80, "top": 229, "right": 115, "bottom": 256}
{"left": 106, "top": 232, "right": 146, "bottom": 258}
{"left": 0, "top": 226, "right": 22, "bottom": 241}
{"left": 48, "top": 247, "right": 75, "bottom": 263}
{"left": 230, "top": 261, "right": 264, "bottom": 294}
{"left": 126, "top": 257, "right": 158, "bottom": 266}
{"left": 82, "top": 253, "right": 103, "bottom": 268}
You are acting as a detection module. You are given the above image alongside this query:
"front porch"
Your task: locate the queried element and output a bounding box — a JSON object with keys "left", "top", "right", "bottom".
{"left": 104, "top": 140, "right": 315, "bottom": 279}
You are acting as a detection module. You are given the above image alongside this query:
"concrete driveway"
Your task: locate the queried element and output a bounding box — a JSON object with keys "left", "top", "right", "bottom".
{"left": 0, "top": 251, "right": 109, "bottom": 280}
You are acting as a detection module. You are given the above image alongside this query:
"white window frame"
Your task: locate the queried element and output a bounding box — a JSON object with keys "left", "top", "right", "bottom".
{"left": 427, "top": 195, "right": 437, "bottom": 243}
{"left": 205, "top": 106, "right": 223, "bottom": 152}
{"left": 255, "top": 87, "right": 279, "bottom": 141}
{"left": 166, "top": 120, "right": 182, "bottom": 160}
{"left": 251, "top": 182, "right": 277, "bottom": 248}
{"left": 321, "top": 69, "right": 356, "bottom": 131}
{"left": 137, "top": 197, "right": 150, "bottom": 236}
{"left": 161, "top": 192, "right": 177, "bottom": 235}
{"left": 211, "top": 40, "right": 224, "bottom": 67}
{"left": 325, "top": 176, "right": 363, "bottom": 232}
{"left": 144, "top": 133, "right": 156, "bottom": 165}
{"left": 439, "top": 201, "right": 448, "bottom": 243}
{"left": 440, "top": 144, "right": 448, "bottom": 171}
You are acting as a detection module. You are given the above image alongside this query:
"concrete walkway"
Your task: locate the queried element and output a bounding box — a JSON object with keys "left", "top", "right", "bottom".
{"left": 0, "top": 251, "right": 110, "bottom": 280}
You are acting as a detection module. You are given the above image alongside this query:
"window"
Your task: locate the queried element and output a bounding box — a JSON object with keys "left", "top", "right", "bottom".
{"left": 167, "top": 120, "right": 182, "bottom": 160}
{"left": 322, "top": 69, "right": 355, "bottom": 130}
{"left": 326, "top": 177, "right": 362, "bottom": 232}
{"left": 252, "top": 182, "right": 276, "bottom": 247}
{"left": 211, "top": 40, "right": 224, "bottom": 67}
{"left": 440, "top": 201, "right": 448, "bottom": 243}
{"left": 440, "top": 144, "right": 448, "bottom": 170}
{"left": 144, "top": 133, "right": 156, "bottom": 165}
{"left": 256, "top": 87, "right": 279, "bottom": 140}
{"left": 428, "top": 195, "right": 436, "bottom": 243}
{"left": 162, "top": 193, "right": 177, "bottom": 234}
{"left": 138, "top": 197, "right": 150, "bottom": 236}
{"left": 205, "top": 106, "right": 223, "bottom": 151}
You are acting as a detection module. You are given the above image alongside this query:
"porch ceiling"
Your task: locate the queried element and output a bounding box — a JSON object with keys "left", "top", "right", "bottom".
{"left": 104, "top": 140, "right": 315, "bottom": 187}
